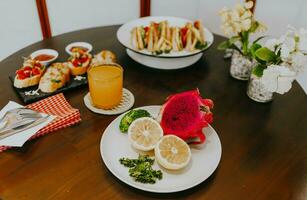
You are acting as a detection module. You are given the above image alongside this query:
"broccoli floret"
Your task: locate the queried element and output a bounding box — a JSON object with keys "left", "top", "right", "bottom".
{"left": 119, "top": 109, "right": 151, "bottom": 133}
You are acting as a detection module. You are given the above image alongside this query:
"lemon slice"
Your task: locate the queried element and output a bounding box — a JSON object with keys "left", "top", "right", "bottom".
{"left": 155, "top": 135, "right": 191, "bottom": 170}
{"left": 128, "top": 117, "right": 163, "bottom": 151}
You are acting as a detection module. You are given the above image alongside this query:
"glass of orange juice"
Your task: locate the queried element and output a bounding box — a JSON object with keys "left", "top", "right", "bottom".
{"left": 87, "top": 63, "right": 123, "bottom": 109}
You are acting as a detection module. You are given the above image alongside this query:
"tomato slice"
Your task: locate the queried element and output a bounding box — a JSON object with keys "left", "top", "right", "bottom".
{"left": 181, "top": 27, "right": 188, "bottom": 47}
{"left": 144, "top": 26, "right": 149, "bottom": 33}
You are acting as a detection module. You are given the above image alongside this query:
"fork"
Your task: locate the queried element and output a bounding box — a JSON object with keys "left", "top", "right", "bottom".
{"left": 0, "top": 108, "right": 43, "bottom": 131}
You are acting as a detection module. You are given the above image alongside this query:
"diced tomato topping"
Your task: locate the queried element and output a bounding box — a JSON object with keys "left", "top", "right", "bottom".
{"left": 16, "top": 69, "right": 27, "bottom": 80}
{"left": 79, "top": 55, "right": 88, "bottom": 63}
{"left": 23, "top": 66, "right": 32, "bottom": 71}
{"left": 72, "top": 59, "right": 81, "bottom": 67}
{"left": 35, "top": 62, "right": 42, "bottom": 68}
{"left": 32, "top": 67, "right": 41, "bottom": 75}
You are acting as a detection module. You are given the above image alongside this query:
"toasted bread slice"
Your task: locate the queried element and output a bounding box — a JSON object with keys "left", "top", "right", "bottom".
{"left": 39, "top": 63, "right": 70, "bottom": 93}
{"left": 14, "top": 74, "right": 41, "bottom": 88}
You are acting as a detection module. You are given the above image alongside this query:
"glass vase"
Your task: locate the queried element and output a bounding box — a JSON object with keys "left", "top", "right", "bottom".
{"left": 247, "top": 73, "right": 273, "bottom": 103}
{"left": 230, "top": 50, "right": 255, "bottom": 81}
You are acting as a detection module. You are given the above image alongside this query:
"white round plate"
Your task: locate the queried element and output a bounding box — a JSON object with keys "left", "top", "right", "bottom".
{"left": 84, "top": 88, "right": 134, "bottom": 115}
{"left": 117, "top": 16, "right": 214, "bottom": 58}
{"left": 126, "top": 49, "right": 203, "bottom": 70}
{"left": 100, "top": 105, "right": 222, "bottom": 193}
{"left": 30, "top": 49, "right": 58, "bottom": 66}
{"left": 65, "top": 42, "right": 93, "bottom": 55}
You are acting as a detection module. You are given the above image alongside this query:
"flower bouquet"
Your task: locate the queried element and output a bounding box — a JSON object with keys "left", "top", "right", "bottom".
{"left": 218, "top": 1, "right": 266, "bottom": 80}
{"left": 247, "top": 26, "right": 307, "bottom": 102}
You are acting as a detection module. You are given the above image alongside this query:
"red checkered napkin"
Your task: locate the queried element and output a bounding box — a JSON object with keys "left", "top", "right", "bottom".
{"left": 0, "top": 93, "right": 81, "bottom": 152}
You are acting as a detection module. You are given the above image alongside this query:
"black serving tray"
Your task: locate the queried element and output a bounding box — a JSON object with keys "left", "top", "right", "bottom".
{"left": 9, "top": 74, "right": 88, "bottom": 104}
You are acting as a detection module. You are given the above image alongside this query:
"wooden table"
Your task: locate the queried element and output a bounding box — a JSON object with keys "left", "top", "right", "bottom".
{"left": 0, "top": 25, "right": 306, "bottom": 200}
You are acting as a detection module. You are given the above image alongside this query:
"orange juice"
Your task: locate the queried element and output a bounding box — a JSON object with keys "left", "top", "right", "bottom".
{"left": 87, "top": 64, "right": 123, "bottom": 109}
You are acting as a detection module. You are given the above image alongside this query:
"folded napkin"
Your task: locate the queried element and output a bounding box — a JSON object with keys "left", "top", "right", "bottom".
{"left": 0, "top": 93, "right": 81, "bottom": 152}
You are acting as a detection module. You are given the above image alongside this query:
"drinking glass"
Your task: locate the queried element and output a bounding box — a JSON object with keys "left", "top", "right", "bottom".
{"left": 87, "top": 63, "right": 123, "bottom": 109}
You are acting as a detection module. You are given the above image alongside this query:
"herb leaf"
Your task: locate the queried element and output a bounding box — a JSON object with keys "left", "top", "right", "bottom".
{"left": 119, "top": 155, "right": 163, "bottom": 184}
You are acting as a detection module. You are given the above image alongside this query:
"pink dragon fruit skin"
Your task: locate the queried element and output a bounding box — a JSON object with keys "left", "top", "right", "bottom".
{"left": 159, "top": 89, "right": 214, "bottom": 144}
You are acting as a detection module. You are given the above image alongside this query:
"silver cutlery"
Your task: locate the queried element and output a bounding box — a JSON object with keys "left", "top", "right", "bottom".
{"left": 0, "top": 115, "right": 49, "bottom": 140}
{"left": 0, "top": 108, "right": 43, "bottom": 132}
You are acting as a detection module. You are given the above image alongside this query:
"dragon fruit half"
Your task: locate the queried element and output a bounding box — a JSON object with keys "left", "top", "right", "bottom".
{"left": 158, "top": 89, "right": 213, "bottom": 144}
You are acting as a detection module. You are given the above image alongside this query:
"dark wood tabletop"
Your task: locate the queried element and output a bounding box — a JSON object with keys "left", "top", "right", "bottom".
{"left": 0, "top": 25, "right": 306, "bottom": 200}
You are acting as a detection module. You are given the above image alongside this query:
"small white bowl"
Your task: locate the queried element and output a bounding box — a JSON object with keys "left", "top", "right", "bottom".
{"left": 65, "top": 42, "right": 93, "bottom": 55}
{"left": 30, "top": 49, "right": 58, "bottom": 66}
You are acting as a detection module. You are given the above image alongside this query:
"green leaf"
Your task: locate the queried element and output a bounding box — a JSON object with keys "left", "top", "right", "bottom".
{"left": 253, "top": 36, "right": 266, "bottom": 44}
{"left": 250, "top": 43, "right": 262, "bottom": 59}
{"left": 229, "top": 36, "right": 241, "bottom": 44}
{"left": 217, "top": 41, "right": 231, "bottom": 50}
{"left": 255, "top": 47, "right": 276, "bottom": 62}
{"left": 252, "top": 64, "right": 266, "bottom": 77}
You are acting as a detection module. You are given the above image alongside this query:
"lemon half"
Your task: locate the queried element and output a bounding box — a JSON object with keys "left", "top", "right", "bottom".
{"left": 128, "top": 117, "right": 163, "bottom": 151}
{"left": 155, "top": 135, "right": 191, "bottom": 170}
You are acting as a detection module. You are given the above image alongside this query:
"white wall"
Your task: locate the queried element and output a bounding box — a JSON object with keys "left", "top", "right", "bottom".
{"left": 151, "top": 0, "right": 243, "bottom": 36}
{"left": 0, "top": 0, "right": 43, "bottom": 61}
{"left": 46, "top": 0, "right": 140, "bottom": 36}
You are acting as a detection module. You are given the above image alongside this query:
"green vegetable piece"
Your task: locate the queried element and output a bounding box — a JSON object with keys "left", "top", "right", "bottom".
{"left": 119, "top": 155, "right": 163, "bottom": 184}
{"left": 255, "top": 47, "right": 277, "bottom": 62}
{"left": 119, "top": 109, "right": 151, "bottom": 133}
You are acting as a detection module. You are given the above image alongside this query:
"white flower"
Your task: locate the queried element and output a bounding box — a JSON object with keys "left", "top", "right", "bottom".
{"left": 280, "top": 43, "right": 291, "bottom": 60}
{"left": 290, "top": 51, "right": 306, "bottom": 73}
{"left": 261, "top": 65, "right": 296, "bottom": 94}
{"left": 297, "top": 28, "right": 307, "bottom": 53}
{"left": 219, "top": 1, "right": 264, "bottom": 36}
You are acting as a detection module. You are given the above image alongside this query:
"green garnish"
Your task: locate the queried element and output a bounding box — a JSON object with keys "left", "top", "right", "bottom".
{"left": 119, "top": 109, "right": 151, "bottom": 133}
{"left": 119, "top": 155, "right": 163, "bottom": 184}
{"left": 51, "top": 79, "right": 61, "bottom": 83}
{"left": 195, "top": 41, "right": 208, "bottom": 50}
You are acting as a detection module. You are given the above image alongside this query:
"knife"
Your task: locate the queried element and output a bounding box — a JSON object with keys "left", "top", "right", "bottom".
{"left": 0, "top": 116, "right": 50, "bottom": 140}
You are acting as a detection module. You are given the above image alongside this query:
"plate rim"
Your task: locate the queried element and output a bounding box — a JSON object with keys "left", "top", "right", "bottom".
{"left": 116, "top": 16, "right": 214, "bottom": 58}
{"left": 100, "top": 105, "right": 222, "bottom": 193}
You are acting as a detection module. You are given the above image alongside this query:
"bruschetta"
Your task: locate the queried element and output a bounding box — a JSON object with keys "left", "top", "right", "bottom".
{"left": 38, "top": 63, "right": 70, "bottom": 93}
{"left": 67, "top": 48, "right": 92, "bottom": 76}
{"left": 14, "top": 58, "right": 45, "bottom": 88}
